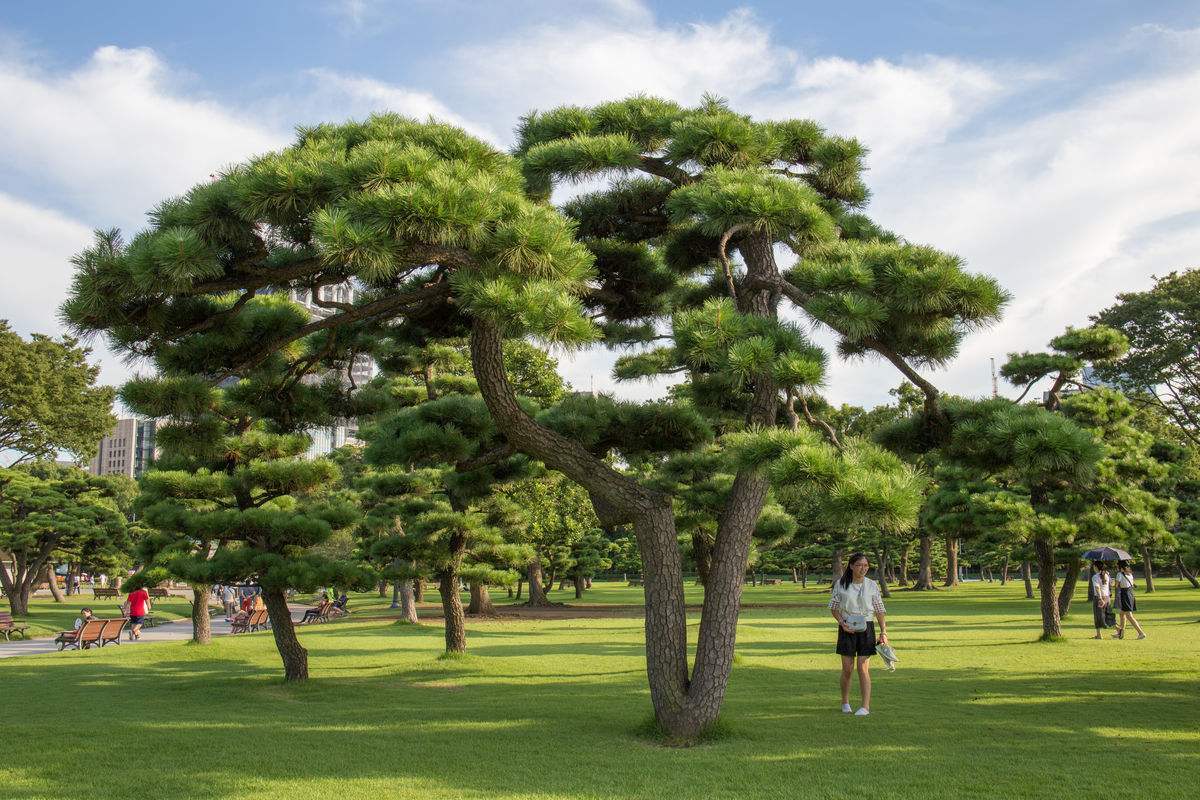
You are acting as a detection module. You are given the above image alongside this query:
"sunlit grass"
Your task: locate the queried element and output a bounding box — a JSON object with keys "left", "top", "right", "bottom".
{"left": 1, "top": 581, "right": 1196, "bottom": 799}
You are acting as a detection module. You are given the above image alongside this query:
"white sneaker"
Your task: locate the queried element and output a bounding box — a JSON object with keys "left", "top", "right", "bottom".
{"left": 855, "top": 707, "right": 870, "bottom": 716}
{"left": 841, "top": 703, "right": 852, "bottom": 714}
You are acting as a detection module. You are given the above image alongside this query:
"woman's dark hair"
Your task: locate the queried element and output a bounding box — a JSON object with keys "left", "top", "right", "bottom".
{"left": 1117, "top": 559, "right": 1130, "bottom": 571}
{"left": 1092, "top": 560, "right": 1107, "bottom": 572}
{"left": 839, "top": 552, "right": 869, "bottom": 590}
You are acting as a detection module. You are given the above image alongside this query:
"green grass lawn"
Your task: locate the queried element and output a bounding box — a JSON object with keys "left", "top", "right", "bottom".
{"left": 3, "top": 594, "right": 197, "bottom": 638}
{"left": 2, "top": 581, "right": 1197, "bottom": 800}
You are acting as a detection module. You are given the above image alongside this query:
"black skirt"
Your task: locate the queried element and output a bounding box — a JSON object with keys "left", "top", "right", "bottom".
{"left": 836, "top": 621, "right": 877, "bottom": 657}
{"left": 1118, "top": 586, "right": 1136, "bottom": 612}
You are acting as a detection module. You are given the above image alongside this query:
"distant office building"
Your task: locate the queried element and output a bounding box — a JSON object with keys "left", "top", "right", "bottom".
{"left": 88, "top": 418, "right": 157, "bottom": 478}
{"left": 287, "top": 284, "right": 375, "bottom": 457}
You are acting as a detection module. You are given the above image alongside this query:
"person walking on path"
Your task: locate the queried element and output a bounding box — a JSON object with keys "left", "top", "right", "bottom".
{"left": 1113, "top": 560, "right": 1147, "bottom": 639}
{"left": 1090, "top": 562, "right": 1113, "bottom": 639}
{"left": 222, "top": 585, "right": 238, "bottom": 618}
{"left": 125, "top": 585, "right": 151, "bottom": 641}
{"left": 829, "top": 552, "right": 888, "bottom": 716}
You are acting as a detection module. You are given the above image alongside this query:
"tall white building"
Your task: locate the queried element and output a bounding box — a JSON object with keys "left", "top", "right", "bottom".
{"left": 88, "top": 418, "right": 157, "bottom": 479}
{"left": 288, "top": 283, "right": 375, "bottom": 457}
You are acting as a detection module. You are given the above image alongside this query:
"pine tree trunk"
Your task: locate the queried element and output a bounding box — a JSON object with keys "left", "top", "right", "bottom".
{"left": 876, "top": 551, "right": 891, "bottom": 598}
{"left": 263, "top": 587, "right": 308, "bottom": 680}
{"left": 943, "top": 537, "right": 960, "bottom": 587}
{"left": 1057, "top": 555, "right": 1081, "bottom": 618}
{"left": 914, "top": 534, "right": 934, "bottom": 590}
{"left": 1141, "top": 545, "right": 1155, "bottom": 593}
{"left": 790, "top": 566, "right": 798, "bottom": 583}
{"left": 467, "top": 582, "right": 494, "bottom": 615}
{"left": 800, "top": 567, "right": 808, "bottom": 588}
{"left": 525, "top": 559, "right": 553, "bottom": 606}
{"left": 190, "top": 583, "right": 212, "bottom": 644}
{"left": 390, "top": 579, "right": 400, "bottom": 609}
{"left": 585, "top": 577, "right": 592, "bottom": 589}
{"left": 1176, "top": 553, "right": 1200, "bottom": 588}
{"left": 898, "top": 543, "right": 911, "bottom": 587}
{"left": 831, "top": 547, "right": 843, "bottom": 585}
{"left": 1022, "top": 559, "right": 1035, "bottom": 598}
{"left": 515, "top": 579, "right": 523, "bottom": 599}
{"left": 439, "top": 572, "right": 467, "bottom": 652}
{"left": 413, "top": 578, "right": 424, "bottom": 602}
{"left": 692, "top": 530, "right": 713, "bottom": 587}
{"left": 573, "top": 575, "right": 584, "bottom": 598}
{"left": 45, "top": 566, "right": 65, "bottom": 602}
{"left": 1033, "top": 538, "right": 1062, "bottom": 639}
{"left": 1000, "top": 557, "right": 1009, "bottom": 585}
{"left": 377, "top": 580, "right": 388, "bottom": 598}
{"left": 398, "top": 579, "right": 418, "bottom": 624}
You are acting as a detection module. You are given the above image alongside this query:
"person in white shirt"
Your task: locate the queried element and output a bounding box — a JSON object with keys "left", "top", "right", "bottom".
{"left": 1112, "top": 560, "right": 1146, "bottom": 640}
{"left": 1090, "top": 562, "right": 1113, "bottom": 639}
{"left": 828, "top": 552, "right": 888, "bottom": 716}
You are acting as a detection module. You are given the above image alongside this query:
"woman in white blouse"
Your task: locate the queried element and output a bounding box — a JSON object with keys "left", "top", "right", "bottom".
{"left": 1090, "top": 562, "right": 1112, "bottom": 639}
{"left": 1112, "top": 560, "right": 1146, "bottom": 639}
{"left": 828, "top": 552, "right": 888, "bottom": 716}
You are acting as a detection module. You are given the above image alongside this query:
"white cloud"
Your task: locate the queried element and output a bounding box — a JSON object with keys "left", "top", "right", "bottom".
{"left": 0, "top": 46, "right": 286, "bottom": 228}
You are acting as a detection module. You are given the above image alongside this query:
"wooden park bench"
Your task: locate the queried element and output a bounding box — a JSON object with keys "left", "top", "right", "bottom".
{"left": 230, "top": 608, "right": 269, "bottom": 634}
{"left": 56, "top": 618, "right": 126, "bottom": 650}
{"left": 762, "top": 578, "right": 782, "bottom": 586}
{"left": 93, "top": 587, "right": 120, "bottom": 599}
{"left": 148, "top": 587, "right": 172, "bottom": 600}
{"left": 0, "top": 612, "right": 29, "bottom": 641}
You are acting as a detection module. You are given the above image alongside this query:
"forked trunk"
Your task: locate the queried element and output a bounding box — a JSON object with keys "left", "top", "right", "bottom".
{"left": 1057, "top": 555, "right": 1082, "bottom": 618}
{"left": 1141, "top": 545, "right": 1155, "bottom": 593}
{"left": 439, "top": 572, "right": 467, "bottom": 652}
{"left": 1022, "top": 560, "right": 1035, "bottom": 599}
{"left": 263, "top": 587, "right": 307, "bottom": 680}
{"left": 914, "top": 535, "right": 934, "bottom": 590}
{"left": 944, "top": 537, "right": 960, "bottom": 587}
{"left": 467, "top": 582, "right": 495, "bottom": 615}
{"left": 1176, "top": 553, "right": 1199, "bottom": 588}
{"left": 190, "top": 583, "right": 212, "bottom": 644}
{"left": 1033, "top": 538, "right": 1062, "bottom": 639}
{"left": 525, "top": 559, "right": 552, "bottom": 606}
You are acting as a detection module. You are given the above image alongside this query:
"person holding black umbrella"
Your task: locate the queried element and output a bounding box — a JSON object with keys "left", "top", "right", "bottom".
{"left": 1113, "top": 560, "right": 1146, "bottom": 640}
{"left": 1090, "top": 561, "right": 1114, "bottom": 639}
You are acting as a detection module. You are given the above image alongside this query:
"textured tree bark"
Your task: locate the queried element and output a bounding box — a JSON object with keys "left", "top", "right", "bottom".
{"left": 377, "top": 580, "right": 388, "bottom": 597}
{"left": 525, "top": 559, "right": 553, "bottom": 606}
{"left": 515, "top": 579, "right": 523, "bottom": 599}
{"left": 413, "top": 578, "right": 424, "bottom": 603}
{"left": 692, "top": 530, "right": 713, "bottom": 587}
{"left": 1033, "top": 538, "right": 1062, "bottom": 639}
{"left": 439, "top": 572, "right": 467, "bottom": 652}
{"left": 913, "top": 535, "right": 934, "bottom": 590}
{"left": 573, "top": 575, "right": 584, "bottom": 598}
{"left": 790, "top": 566, "right": 798, "bottom": 583}
{"left": 831, "top": 547, "right": 844, "bottom": 585}
{"left": 263, "top": 587, "right": 308, "bottom": 680}
{"left": 467, "top": 582, "right": 495, "bottom": 615}
{"left": 397, "top": 579, "right": 419, "bottom": 624}
{"left": 390, "top": 579, "right": 400, "bottom": 609}
{"left": 943, "top": 537, "right": 960, "bottom": 587}
{"left": 1022, "top": 560, "right": 1035, "bottom": 598}
{"left": 190, "top": 583, "right": 212, "bottom": 644}
{"left": 1141, "top": 545, "right": 1156, "bottom": 593}
{"left": 1056, "top": 555, "right": 1082, "bottom": 618}
{"left": 45, "top": 565, "right": 65, "bottom": 603}
{"left": 1175, "top": 553, "right": 1200, "bottom": 588}
{"left": 875, "top": 551, "right": 891, "bottom": 598}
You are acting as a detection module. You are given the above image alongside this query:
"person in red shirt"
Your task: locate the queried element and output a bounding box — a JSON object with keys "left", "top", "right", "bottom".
{"left": 126, "top": 586, "right": 151, "bottom": 641}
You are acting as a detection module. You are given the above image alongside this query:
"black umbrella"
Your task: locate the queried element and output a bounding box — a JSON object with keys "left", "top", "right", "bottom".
{"left": 1082, "top": 546, "right": 1133, "bottom": 561}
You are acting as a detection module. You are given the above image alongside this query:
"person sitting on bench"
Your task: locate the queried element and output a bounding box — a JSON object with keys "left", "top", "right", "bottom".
{"left": 55, "top": 607, "right": 96, "bottom": 646}
{"left": 300, "top": 598, "right": 331, "bottom": 624}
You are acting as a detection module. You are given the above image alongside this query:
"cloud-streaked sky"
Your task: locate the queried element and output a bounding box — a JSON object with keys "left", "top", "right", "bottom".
{"left": 2, "top": 1, "right": 1199, "bottom": 409}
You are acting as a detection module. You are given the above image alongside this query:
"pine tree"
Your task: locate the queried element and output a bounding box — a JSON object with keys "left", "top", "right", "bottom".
{"left": 62, "top": 100, "right": 1005, "bottom": 739}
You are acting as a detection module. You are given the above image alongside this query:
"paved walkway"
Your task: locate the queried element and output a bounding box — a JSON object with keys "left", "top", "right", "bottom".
{"left": 0, "top": 606, "right": 304, "bottom": 660}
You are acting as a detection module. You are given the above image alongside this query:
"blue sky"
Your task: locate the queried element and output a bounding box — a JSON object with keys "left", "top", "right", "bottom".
{"left": 2, "top": 1, "right": 1200, "bottom": 408}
